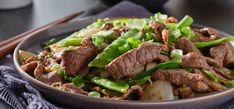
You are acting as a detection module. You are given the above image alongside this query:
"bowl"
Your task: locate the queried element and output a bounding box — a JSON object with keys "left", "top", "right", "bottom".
{"left": 13, "top": 17, "right": 234, "bottom": 109}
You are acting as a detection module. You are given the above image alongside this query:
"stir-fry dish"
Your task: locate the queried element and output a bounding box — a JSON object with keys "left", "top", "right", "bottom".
{"left": 19, "top": 13, "right": 234, "bottom": 101}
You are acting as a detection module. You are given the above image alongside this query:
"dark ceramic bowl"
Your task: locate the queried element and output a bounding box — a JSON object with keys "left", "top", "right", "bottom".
{"left": 13, "top": 17, "right": 234, "bottom": 109}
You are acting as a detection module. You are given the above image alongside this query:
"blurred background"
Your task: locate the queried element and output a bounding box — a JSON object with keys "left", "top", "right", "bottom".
{"left": 0, "top": 0, "right": 233, "bottom": 108}
{"left": 0, "top": 0, "right": 233, "bottom": 41}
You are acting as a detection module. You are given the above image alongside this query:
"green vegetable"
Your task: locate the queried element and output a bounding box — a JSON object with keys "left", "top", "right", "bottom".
{"left": 132, "top": 60, "right": 181, "bottom": 80}
{"left": 185, "top": 68, "right": 193, "bottom": 73}
{"left": 118, "top": 43, "right": 131, "bottom": 54}
{"left": 166, "top": 23, "right": 177, "bottom": 30}
{"left": 127, "top": 37, "right": 142, "bottom": 48}
{"left": 113, "top": 20, "right": 122, "bottom": 28}
{"left": 88, "top": 91, "right": 101, "bottom": 98}
{"left": 42, "top": 38, "right": 57, "bottom": 47}
{"left": 126, "top": 19, "right": 147, "bottom": 29}
{"left": 154, "top": 12, "right": 168, "bottom": 23}
{"left": 176, "top": 15, "right": 193, "bottom": 29}
{"left": 72, "top": 75, "right": 84, "bottom": 86}
{"left": 225, "top": 80, "right": 234, "bottom": 88}
{"left": 195, "top": 36, "right": 234, "bottom": 48}
{"left": 88, "top": 19, "right": 105, "bottom": 28}
{"left": 143, "top": 25, "right": 156, "bottom": 41}
{"left": 170, "top": 49, "right": 183, "bottom": 60}
{"left": 130, "top": 76, "right": 151, "bottom": 85}
{"left": 169, "top": 28, "right": 181, "bottom": 45}
{"left": 92, "top": 30, "right": 114, "bottom": 47}
{"left": 202, "top": 69, "right": 220, "bottom": 82}
{"left": 181, "top": 27, "right": 196, "bottom": 39}
{"left": 89, "top": 29, "right": 142, "bottom": 68}
{"left": 57, "top": 37, "right": 83, "bottom": 47}
{"left": 90, "top": 76, "right": 129, "bottom": 93}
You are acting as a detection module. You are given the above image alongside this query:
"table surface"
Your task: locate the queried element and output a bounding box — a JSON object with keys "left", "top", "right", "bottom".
{"left": 0, "top": 0, "right": 233, "bottom": 108}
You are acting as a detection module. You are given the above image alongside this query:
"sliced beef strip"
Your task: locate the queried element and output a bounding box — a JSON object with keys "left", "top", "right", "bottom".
{"left": 213, "top": 67, "right": 234, "bottom": 80}
{"left": 181, "top": 52, "right": 210, "bottom": 69}
{"left": 205, "top": 57, "right": 222, "bottom": 68}
{"left": 106, "top": 42, "right": 169, "bottom": 79}
{"left": 157, "top": 54, "right": 170, "bottom": 63}
{"left": 210, "top": 42, "right": 234, "bottom": 67}
{"left": 181, "top": 52, "right": 222, "bottom": 69}
{"left": 192, "top": 27, "right": 220, "bottom": 42}
{"left": 122, "top": 85, "right": 143, "bottom": 100}
{"left": 61, "top": 38, "right": 97, "bottom": 75}
{"left": 175, "top": 38, "right": 201, "bottom": 54}
{"left": 192, "top": 69, "right": 226, "bottom": 91}
{"left": 151, "top": 69, "right": 213, "bottom": 93}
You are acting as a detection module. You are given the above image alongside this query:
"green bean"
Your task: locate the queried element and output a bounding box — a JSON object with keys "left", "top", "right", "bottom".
{"left": 225, "top": 80, "right": 234, "bottom": 88}
{"left": 90, "top": 76, "right": 129, "bottom": 93}
{"left": 132, "top": 60, "right": 181, "bottom": 80}
{"left": 181, "top": 27, "right": 195, "bottom": 39}
{"left": 89, "top": 29, "right": 142, "bottom": 68}
{"left": 202, "top": 69, "right": 220, "bottom": 82}
{"left": 154, "top": 12, "right": 168, "bottom": 23}
{"left": 195, "top": 36, "right": 234, "bottom": 48}
{"left": 57, "top": 37, "right": 83, "bottom": 47}
{"left": 88, "top": 91, "right": 101, "bottom": 98}
{"left": 176, "top": 15, "right": 193, "bottom": 29}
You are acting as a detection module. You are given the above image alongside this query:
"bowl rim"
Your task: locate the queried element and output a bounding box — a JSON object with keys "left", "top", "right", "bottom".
{"left": 13, "top": 17, "right": 234, "bottom": 106}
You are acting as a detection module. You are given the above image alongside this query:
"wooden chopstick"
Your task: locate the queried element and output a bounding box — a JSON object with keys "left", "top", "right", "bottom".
{"left": 0, "top": 11, "right": 84, "bottom": 59}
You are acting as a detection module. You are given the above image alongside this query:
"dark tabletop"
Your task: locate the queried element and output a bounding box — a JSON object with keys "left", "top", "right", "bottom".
{"left": 0, "top": 0, "right": 233, "bottom": 108}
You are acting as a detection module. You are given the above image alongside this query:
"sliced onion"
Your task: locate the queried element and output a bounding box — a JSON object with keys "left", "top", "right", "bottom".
{"left": 140, "top": 80, "right": 174, "bottom": 101}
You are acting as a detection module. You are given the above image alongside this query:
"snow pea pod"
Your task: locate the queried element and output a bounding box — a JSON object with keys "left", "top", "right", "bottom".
{"left": 90, "top": 76, "right": 129, "bottom": 93}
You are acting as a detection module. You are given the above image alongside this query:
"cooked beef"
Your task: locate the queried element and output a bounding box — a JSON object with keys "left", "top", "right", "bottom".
{"left": 193, "top": 69, "right": 226, "bottom": 91}
{"left": 205, "top": 57, "right": 222, "bottom": 68}
{"left": 213, "top": 67, "right": 234, "bottom": 80}
{"left": 34, "top": 64, "right": 62, "bottom": 84}
{"left": 61, "top": 38, "right": 97, "bottom": 75}
{"left": 181, "top": 52, "right": 209, "bottom": 69}
{"left": 178, "top": 85, "right": 195, "bottom": 98}
{"left": 149, "top": 21, "right": 165, "bottom": 41}
{"left": 157, "top": 54, "right": 170, "bottom": 63}
{"left": 210, "top": 42, "right": 234, "bottom": 67}
{"left": 122, "top": 85, "right": 143, "bottom": 100}
{"left": 63, "top": 83, "right": 88, "bottom": 95}
{"left": 192, "top": 27, "right": 220, "bottom": 42}
{"left": 166, "top": 17, "right": 178, "bottom": 24}
{"left": 106, "top": 42, "right": 169, "bottom": 79}
{"left": 151, "top": 69, "right": 212, "bottom": 92}
{"left": 175, "top": 38, "right": 201, "bottom": 54}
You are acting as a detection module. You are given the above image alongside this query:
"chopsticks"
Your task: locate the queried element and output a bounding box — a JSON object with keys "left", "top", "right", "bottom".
{"left": 0, "top": 11, "right": 84, "bottom": 59}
